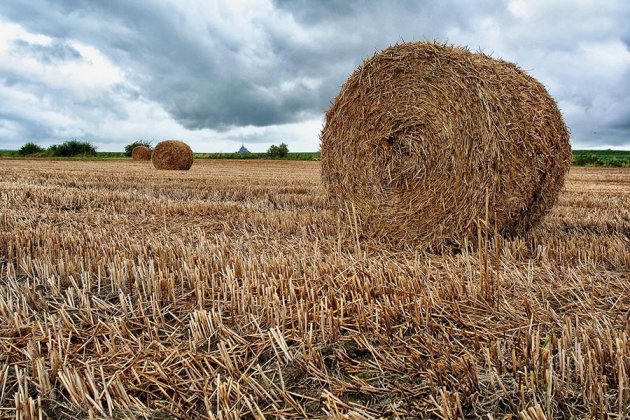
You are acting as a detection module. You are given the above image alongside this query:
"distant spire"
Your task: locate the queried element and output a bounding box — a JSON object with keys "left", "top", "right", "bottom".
{"left": 237, "top": 144, "right": 251, "bottom": 154}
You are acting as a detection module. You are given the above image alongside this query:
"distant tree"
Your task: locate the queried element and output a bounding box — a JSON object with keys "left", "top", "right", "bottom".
{"left": 18, "top": 142, "right": 45, "bottom": 156}
{"left": 267, "top": 144, "right": 279, "bottom": 157}
{"left": 48, "top": 140, "right": 97, "bottom": 157}
{"left": 124, "top": 140, "right": 152, "bottom": 157}
{"left": 277, "top": 142, "right": 289, "bottom": 157}
{"left": 267, "top": 142, "right": 289, "bottom": 158}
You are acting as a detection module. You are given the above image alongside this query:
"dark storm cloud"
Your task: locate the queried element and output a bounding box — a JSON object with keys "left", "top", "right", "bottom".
{"left": 272, "top": 0, "right": 359, "bottom": 23}
{"left": 0, "top": 0, "right": 329, "bottom": 129}
{"left": 0, "top": 0, "right": 629, "bottom": 148}
{"left": 0, "top": 0, "right": 498, "bottom": 131}
{"left": 272, "top": 0, "right": 487, "bottom": 27}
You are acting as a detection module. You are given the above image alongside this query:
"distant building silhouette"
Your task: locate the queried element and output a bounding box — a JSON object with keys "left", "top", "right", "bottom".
{"left": 237, "top": 144, "right": 251, "bottom": 154}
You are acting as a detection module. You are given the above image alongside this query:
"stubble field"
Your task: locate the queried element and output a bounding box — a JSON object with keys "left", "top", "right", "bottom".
{"left": 0, "top": 159, "right": 628, "bottom": 419}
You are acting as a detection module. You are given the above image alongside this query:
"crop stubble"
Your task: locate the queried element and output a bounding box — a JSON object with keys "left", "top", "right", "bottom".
{"left": 0, "top": 159, "right": 628, "bottom": 418}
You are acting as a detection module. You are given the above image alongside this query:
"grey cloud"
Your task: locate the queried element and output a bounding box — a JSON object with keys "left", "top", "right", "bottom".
{"left": 272, "top": 0, "right": 363, "bottom": 24}
{"left": 11, "top": 39, "right": 81, "bottom": 63}
{"left": 272, "top": 0, "right": 495, "bottom": 29}
{"left": 0, "top": 73, "right": 130, "bottom": 121}
{"left": 0, "top": 112, "right": 57, "bottom": 141}
{"left": 111, "top": 83, "right": 141, "bottom": 101}
{"left": 228, "top": 131, "right": 289, "bottom": 145}
{"left": 586, "top": 129, "right": 630, "bottom": 147}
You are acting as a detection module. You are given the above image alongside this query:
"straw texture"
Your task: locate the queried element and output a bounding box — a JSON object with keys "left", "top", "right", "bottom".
{"left": 321, "top": 42, "right": 572, "bottom": 247}
{"left": 152, "top": 140, "right": 193, "bottom": 170}
{"left": 131, "top": 145, "right": 151, "bottom": 161}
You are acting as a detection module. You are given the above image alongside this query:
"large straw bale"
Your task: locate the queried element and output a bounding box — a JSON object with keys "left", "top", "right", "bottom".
{"left": 131, "top": 145, "right": 151, "bottom": 161}
{"left": 152, "top": 140, "right": 193, "bottom": 170}
{"left": 321, "top": 42, "right": 572, "bottom": 247}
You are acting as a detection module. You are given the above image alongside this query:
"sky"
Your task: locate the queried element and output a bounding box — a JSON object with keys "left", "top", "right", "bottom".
{"left": 0, "top": 0, "right": 629, "bottom": 152}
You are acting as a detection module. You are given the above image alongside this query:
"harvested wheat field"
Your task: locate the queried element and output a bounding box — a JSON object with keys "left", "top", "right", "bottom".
{"left": 0, "top": 159, "right": 628, "bottom": 419}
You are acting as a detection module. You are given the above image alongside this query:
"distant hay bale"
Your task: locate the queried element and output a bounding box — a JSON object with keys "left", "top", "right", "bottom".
{"left": 152, "top": 140, "right": 193, "bottom": 170}
{"left": 131, "top": 145, "right": 151, "bottom": 161}
{"left": 321, "top": 42, "right": 572, "bottom": 247}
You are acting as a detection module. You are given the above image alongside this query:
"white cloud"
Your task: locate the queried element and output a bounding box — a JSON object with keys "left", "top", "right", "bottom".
{"left": 0, "top": 21, "right": 49, "bottom": 50}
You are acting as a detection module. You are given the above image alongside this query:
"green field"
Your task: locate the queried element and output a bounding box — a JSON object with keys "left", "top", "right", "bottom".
{"left": 2, "top": 149, "right": 629, "bottom": 165}
{"left": 572, "top": 149, "right": 630, "bottom": 167}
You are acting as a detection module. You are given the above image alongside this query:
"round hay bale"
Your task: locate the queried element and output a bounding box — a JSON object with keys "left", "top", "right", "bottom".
{"left": 131, "top": 145, "right": 151, "bottom": 161}
{"left": 321, "top": 42, "right": 572, "bottom": 247}
{"left": 151, "top": 140, "right": 193, "bottom": 170}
